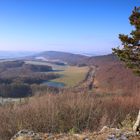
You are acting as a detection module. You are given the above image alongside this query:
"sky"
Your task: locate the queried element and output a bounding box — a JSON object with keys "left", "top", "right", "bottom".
{"left": 0, "top": 0, "right": 139, "bottom": 54}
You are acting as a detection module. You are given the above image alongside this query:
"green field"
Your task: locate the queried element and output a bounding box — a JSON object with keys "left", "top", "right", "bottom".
{"left": 51, "top": 66, "right": 89, "bottom": 87}
{"left": 25, "top": 60, "right": 89, "bottom": 87}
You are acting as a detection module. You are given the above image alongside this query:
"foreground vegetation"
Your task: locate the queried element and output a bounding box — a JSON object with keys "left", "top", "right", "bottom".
{"left": 0, "top": 92, "right": 139, "bottom": 140}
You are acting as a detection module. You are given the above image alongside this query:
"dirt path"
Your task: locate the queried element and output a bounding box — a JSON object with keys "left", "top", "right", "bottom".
{"left": 85, "top": 66, "right": 96, "bottom": 90}
{"left": 72, "top": 66, "right": 96, "bottom": 92}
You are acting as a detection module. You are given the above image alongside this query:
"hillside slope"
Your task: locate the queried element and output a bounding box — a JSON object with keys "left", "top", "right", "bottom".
{"left": 88, "top": 54, "right": 140, "bottom": 95}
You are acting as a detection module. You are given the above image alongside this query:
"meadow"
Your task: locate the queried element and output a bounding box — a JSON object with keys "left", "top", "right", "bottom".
{"left": 25, "top": 60, "right": 89, "bottom": 87}
{"left": 51, "top": 66, "right": 89, "bottom": 87}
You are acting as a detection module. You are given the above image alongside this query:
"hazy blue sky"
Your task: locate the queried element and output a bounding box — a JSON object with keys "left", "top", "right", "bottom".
{"left": 0, "top": 0, "right": 139, "bottom": 54}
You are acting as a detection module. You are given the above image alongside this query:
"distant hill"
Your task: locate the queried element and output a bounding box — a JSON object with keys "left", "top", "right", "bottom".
{"left": 33, "top": 51, "right": 117, "bottom": 65}
{"left": 33, "top": 51, "right": 89, "bottom": 65}
{"left": 0, "top": 51, "right": 36, "bottom": 59}
{"left": 88, "top": 54, "right": 118, "bottom": 64}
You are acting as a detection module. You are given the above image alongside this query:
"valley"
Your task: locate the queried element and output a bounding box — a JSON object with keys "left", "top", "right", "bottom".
{"left": 0, "top": 51, "right": 140, "bottom": 98}
{"left": 0, "top": 51, "right": 139, "bottom": 140}
{"left": 0, "top": 54, "right": 91, "bottom": 98}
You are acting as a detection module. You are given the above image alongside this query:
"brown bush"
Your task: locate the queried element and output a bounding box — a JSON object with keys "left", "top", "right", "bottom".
{"left": 0, "top": 92, "right": 139, "bottom": 140}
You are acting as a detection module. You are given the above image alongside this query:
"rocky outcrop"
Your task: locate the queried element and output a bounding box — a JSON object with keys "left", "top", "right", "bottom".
{"left": 10, "top": 130, "right": 42, "bottom": 140}
{"left": 133, "top": 110, "right": 140, "bottom": 133}
{"left": 11, "top": 128, "right": 140, "bottom": 140}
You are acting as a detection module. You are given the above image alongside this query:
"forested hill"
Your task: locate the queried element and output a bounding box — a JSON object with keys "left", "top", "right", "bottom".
{"left": 31, "top": 51, "right": 117, "bottom": 65}
{"left": 32, "top": 51, "right": 89, "bottom": 65}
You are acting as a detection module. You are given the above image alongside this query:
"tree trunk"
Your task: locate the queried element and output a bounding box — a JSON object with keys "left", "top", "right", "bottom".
{"left": 133, "top": 110, "right": 140, "bottom": 132}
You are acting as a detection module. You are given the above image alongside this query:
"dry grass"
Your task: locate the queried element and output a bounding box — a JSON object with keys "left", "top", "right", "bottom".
{"left": 93, "top": 61, "right": 140, "bottom": 95}
{"left": 0, "top": 92, "right": 139, "bottom": 140}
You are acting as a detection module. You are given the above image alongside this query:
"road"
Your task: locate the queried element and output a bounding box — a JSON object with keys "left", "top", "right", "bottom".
{"left": 73, "top": 66, "right": 97, "bottom": 92}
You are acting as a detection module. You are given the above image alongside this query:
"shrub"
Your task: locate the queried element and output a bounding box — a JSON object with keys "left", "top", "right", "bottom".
{"left": 0, "top": 92, "right": 139, "bottom": 140}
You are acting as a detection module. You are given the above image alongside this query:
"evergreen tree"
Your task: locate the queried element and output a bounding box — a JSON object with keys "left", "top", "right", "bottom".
{"left": 113, "top": 6, "right": 140, "bottom": 132}
{"left": 113, "top": 7, "right": 140, "bottom": 75}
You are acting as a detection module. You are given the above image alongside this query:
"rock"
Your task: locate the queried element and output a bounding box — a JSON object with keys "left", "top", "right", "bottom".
{"left": 133, "top": 110, "right": 140, "bottom": 133}
{"left": 11, "top": 129, "right": 42, "bottom": 140}
{"left": 11, "top": 129, "right": 140, "bottom": 140}
{"left": 100, "top": 126, "right": 110, "bottom": 133}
